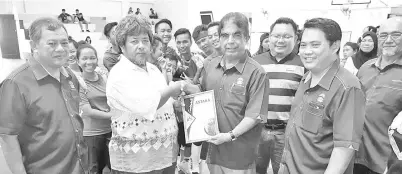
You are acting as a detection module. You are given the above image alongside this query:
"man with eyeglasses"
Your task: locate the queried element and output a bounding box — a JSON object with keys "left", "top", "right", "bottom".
{"left": 354, "top": 17, "right": 402, "bottom": 174}
{"left": 253, "top": 17, "right": 304, "bottom": 174}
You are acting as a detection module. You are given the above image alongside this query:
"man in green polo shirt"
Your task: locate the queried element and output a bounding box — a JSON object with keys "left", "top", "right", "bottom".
{"left": 184, "top": 12, "right": 269, "bottom": 174}
{"left": 279, "top": 18, "right": 366, "bottom": 174}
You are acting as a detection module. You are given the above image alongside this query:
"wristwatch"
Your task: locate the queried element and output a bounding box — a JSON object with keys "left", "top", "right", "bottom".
{"left": 228, "top": 131, "right": 237, "bottom": 141}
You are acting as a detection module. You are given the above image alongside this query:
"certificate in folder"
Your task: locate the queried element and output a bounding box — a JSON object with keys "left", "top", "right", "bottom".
{"left": 182, "top": 90, "right": 220, "bottom": 143}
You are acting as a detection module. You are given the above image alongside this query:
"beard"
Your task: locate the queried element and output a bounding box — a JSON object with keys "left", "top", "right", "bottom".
{"left": 128, "top": 55, "right": 147, "bottom": 68}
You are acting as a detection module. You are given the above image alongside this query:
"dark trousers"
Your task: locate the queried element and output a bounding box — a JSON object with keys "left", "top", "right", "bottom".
{"left": 84, "top": 132, "right": 112, "bottom": 174}
{"left": 354, "top": 164, "right": 380, "bottom": 174}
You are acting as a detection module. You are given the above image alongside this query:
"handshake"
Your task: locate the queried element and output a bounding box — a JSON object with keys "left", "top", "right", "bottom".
{"left": 167, "top": 80, "right": 193, "bottom": 99}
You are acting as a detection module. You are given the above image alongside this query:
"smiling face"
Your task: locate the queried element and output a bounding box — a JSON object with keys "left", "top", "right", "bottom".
{"left": 156, "top": 23, "right": 172, "bottom": 44}
{"left": 67, "top": 42, "right": 77, "bottom": 64}
{"left": 360, "top": 35, "right": 374, "bottom": 53}
{"left": 378, "top": 18, "right": 402, "bottom": 57}
{"left": 208, "top": 25, "right": 220, "bottom": 50}
{"left": 78, "top": 48, "right": 98, "bottom": 73}
{"left": 269, "top": 23, "right": 297, "bottom": 57}
{"left": 219, "top": 20, "right": 247, "bottom": 59}
{"left": 32, "top": 28, "right": 69, "bottom": 69}
{"left": 175, "top": 33, "right": 192, "bottom": 55}
{"left": 121, "top": 33, "right": 151, "bottom": 67}
{"left": 299, "top": 28, "right": 338, "bottom": 73}
{"left": 195, "top": 33, "right": 213, "bottom": 55}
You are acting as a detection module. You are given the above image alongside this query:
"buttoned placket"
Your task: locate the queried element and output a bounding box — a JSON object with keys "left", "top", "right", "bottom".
{"left": 60, "top": 76, "right": 86, "bottom": 171}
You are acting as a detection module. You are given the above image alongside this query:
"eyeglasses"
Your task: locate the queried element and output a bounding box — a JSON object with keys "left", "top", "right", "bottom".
{"left": 378, "top": 32, "right": 402, "bottom": 40}
{"left": 270, "top": 35, "right": 293, "bottom": 40}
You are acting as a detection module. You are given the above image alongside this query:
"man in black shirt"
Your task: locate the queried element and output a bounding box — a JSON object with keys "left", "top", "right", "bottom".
{"left": 58, "top": 9, "right": 72, "bottom": 23}
{"left": 74, "top": 9, "right": 90, "bottom": 32}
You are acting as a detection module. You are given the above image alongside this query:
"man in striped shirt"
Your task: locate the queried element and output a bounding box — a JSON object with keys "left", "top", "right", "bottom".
{"left": 254, "top": 17, "right": 304, "bottom": 174}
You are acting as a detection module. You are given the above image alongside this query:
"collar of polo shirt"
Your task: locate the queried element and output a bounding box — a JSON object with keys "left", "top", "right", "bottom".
{"left": 216, "top": 55, "right": 247, "bottom": 73}
{"left": 370, "top": 55, "right": 402, "bottom": 69}
{"left": 29, "top": 57, "right": 69, "bottom": 81}
{"left": 302, "top": 58, "right": 340, "bottom": 90}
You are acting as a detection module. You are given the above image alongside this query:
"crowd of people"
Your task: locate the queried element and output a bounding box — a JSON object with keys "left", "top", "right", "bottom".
{"left": 58, "top": 9, "right": 90, "bottom": 32}
{"left": 0, "top": 9, "right": 402, "bottom": 174}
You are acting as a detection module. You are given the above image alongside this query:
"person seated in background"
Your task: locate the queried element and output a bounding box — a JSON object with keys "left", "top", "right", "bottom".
{"left": 86, "top": 36, "right": 92, "bottom": 44}
{"left": 58, "top": 9, "right": 72, "bottom": 23}
{"left": 149, "top": 8, "right": 158, "bottom": 19}
{"left": 252, "top": 32, "right": 269, "bottom": 57}
{"left": 74, "top": 9, "right": 90, "bottom": 32}
{"left": 341, "top": 42, "right": 359, "bottom": 75}
{"left": 128, "top": 7, "right": 133, "bottom": 15}
{"left": 135, "top": 8, "right": 141, "bottom": 15}
{"left": 77, "top": 44, "right": 113, "bottom": 174}
{"left": 102, "top": 22, "right": 121, "bottom": 72}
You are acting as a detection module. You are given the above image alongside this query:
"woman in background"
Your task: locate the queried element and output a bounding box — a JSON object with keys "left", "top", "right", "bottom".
{"left": 252, "top": 33, "right": 270, "bottom": 57}
{"left": 352, "top": 31, "right": 378, "bottom": 69}
{"left": 86, "top": 36, "right": 92, "bottom": 44}
{"left": 77, "top": 44, "right": 113, "bottom": 174}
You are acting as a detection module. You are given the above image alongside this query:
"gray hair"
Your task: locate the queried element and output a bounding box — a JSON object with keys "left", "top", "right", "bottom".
{"left": 115, "top": 14, "right": 153, "bottom": 49}
{"left": 28, "top": 17, "right": 67, "bottom": 43}
{"left": 219, "top": 12, "right": 250, "bottom": 40}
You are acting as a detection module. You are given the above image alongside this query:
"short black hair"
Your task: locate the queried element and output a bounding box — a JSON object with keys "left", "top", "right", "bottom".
{"left": 78, "top": 40, "right": 87, "bottom": 45}
{"left": 207, "top": 21, "right": 220, "bottom": 29}
{"left": 219, "top": 12, "right": 250, "bottom": 40}
{"left": 152, "top": 35, "right": 162, "bottom": 52}
{"left": 62, "top": 9, "right": 65, "bottom": 11}
{"left": 165, "top": 53, "right": 179, "bottom": 63}
{"left": 270, "top": 17, "right": 298, "bottom": 35}
{"left": 366, "top": 26, "right": 377, "bottom": 33}
{"left": 68, "top": 36, "right": 79, "bottom": 49}
{"left": 76, "top": 9, "right": 79, "bottom": 11}
{"left": 303, "top": 18, "right": 342, "bottom": 54}
{"left": 137, "top": 8, "right": 140, "bottom": 10}
{"left": 192, "top": 24, "right": 208, "bottom": 41}
{"left": 174, "top": 28, "right": 192, "bottom": 42}
{"left": 150, "top": 8, "right": 153, "bottom": 10}
{"left": 155, "top": 19, "right": 172, "bottom": 33}
{"left": 103, "top": 22, "right": 118, "bottom": 38}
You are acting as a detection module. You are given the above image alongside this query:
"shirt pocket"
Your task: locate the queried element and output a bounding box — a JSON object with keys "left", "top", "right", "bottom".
{"left": 380, "top": 80, "right": 402, "bottom": 110}
{"left": 301, "top": 102, "right": 324, "bottom": 134}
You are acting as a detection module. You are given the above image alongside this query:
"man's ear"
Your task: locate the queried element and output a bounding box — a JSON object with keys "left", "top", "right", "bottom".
{"left": 331, "top": 40, "right": 341, "bottom": 55}
{"left": 30, "top": 40, "right": 37, "bottom": 52}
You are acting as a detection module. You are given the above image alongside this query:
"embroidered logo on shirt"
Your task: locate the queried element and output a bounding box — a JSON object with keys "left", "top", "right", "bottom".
{"left": 236, "top": 77, "right": 244, "bottom": 86}
{"left": 69, "top": 81, "right": 76, "bottom": 90}
{"left": 317, "top": 93, "right": 325, "bottom": 103}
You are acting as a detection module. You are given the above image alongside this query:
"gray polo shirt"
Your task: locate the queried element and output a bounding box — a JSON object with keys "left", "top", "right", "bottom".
{"left": 0, "top": 57, "right": 88, "bottom": 173}
{"left": 201, "top": 55, "right": 269, "bottom": 170}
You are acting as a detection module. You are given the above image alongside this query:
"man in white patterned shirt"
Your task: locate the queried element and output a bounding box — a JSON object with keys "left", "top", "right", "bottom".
{"left": 106, "top": 14, "right": 184, "bottom": 174}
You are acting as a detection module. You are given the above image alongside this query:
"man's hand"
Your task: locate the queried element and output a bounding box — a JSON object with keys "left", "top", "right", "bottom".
{"left": 207, "top": 133, "right": 232, "bottom": 145}
{"left": 390, "top": 111, "right": 402, "bottom": 133}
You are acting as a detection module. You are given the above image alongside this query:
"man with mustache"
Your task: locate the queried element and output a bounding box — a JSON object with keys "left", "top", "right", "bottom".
{"left": 354, "top": 17, "right": 402, "bottom": 174}
{"left": 0, "top": 17, "right": 88, "bottom": 174}
{"left": 183, "top": 12, "right": 269, "bottom": 174}
{"left": 279, "top": 18, "right": 365, "bottom": 174}
{"left": 106, "top": 15, "right": 183, "bottom": 174}
{"left": 253, "top": 17, "right": 304, "bottom": 174}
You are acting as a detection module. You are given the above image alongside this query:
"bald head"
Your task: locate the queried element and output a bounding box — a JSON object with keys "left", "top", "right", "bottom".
{"left": 378, "top": 17, "right": 402, "bottom": 57}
